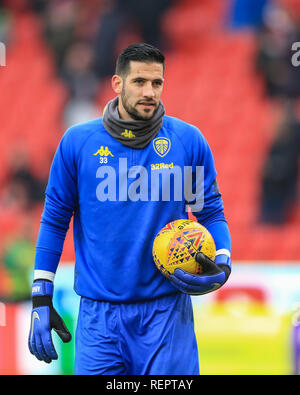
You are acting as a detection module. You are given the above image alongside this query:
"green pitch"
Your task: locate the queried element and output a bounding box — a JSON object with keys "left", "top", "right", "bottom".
{"left": 193, "top": 302, "right": 293, "bottom": 375}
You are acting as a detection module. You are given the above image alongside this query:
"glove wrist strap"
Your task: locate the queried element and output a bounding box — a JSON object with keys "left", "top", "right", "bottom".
{"left": 215, "top": 254, "right": 232, "bottom": 271}
{"left": 32, "top": 280, "right": 54, "bottom": 297}
{"left": 215, "top": 254, "right": 232, "bottom": 282}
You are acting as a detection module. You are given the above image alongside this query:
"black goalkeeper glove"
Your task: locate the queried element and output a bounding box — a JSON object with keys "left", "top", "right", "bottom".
{"left": 28, "top": 280, "right": 72, "bottom": 363}
{"left": 168, "top": 252, "right": 231, "bottom": 295}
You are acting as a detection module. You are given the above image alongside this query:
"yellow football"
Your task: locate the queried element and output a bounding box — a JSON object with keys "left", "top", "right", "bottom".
{"left": 152, "top": 219, "right": 216, "bottom": 277}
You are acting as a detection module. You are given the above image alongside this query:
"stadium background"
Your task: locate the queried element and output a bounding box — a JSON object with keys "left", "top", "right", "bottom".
{"left": 0, "top": 0, "right": 300, "bottom": 375}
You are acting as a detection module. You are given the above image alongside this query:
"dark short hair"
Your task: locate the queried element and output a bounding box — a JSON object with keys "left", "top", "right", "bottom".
{"left": 115, "top": 43, "right": 165, "bottom": 77}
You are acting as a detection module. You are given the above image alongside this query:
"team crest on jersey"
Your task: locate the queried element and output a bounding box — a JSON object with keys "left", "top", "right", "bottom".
{"left": 153, "top": 137, "right": 171, "bottom": 157}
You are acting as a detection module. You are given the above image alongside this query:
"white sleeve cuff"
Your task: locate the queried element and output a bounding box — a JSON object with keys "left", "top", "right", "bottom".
{"left": 34, "top": 270, "right": 55, "bottom": 282}
{"left": 215, "top": 249, "right": 231, "bottom": 258}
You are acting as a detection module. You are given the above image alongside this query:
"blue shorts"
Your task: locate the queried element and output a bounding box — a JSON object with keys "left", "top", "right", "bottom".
{"left": 74, "top": 292, "right": 199, "bottom": 375}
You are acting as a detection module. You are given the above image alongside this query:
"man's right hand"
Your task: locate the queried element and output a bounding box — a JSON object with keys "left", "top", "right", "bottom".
{"left": 28, "top": 280, "right": 72, "bottom": 363}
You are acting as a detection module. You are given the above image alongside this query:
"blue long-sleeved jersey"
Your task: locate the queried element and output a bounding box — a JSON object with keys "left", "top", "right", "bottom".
{"left": 34, "top": 115, "right": 231, "bottom": 302}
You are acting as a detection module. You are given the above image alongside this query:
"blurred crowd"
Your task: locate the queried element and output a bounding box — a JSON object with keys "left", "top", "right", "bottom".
{"left": 30, "top": 0, "right": 172, "bottom": 127}
{"left": 230, "top": 0, "right": 300, "bottom": 224}
{"left": 254, "top": 0, "right": 300, "bottom": 224}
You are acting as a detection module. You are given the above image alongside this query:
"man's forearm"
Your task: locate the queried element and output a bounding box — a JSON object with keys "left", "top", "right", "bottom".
{"left": 34, "top": 195, "right": 73, "bottom": 280}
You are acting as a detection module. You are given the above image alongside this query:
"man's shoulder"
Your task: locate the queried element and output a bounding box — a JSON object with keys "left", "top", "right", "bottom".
{"left": 61, "top": 118, "right": 107, "bottom": 149}
{"left": 65, "top": 118, "right": 104, "bottom": 138}
{"left": 163, "top": 115, "right": 205, "bottom": 141}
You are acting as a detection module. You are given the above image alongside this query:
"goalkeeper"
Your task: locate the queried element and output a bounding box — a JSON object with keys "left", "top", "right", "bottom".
{"left": 28, "top": 43, "right": 231, "bottom": 375}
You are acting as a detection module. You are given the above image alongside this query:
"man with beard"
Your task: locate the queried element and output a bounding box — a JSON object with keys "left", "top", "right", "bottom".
{"left": 28, "top": 43, "right": 231, "bottom": 375}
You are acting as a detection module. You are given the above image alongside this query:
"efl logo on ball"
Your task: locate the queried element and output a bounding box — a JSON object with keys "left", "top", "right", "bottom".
{"left": 153, "top": 219, "right": 216, "bottom": 277}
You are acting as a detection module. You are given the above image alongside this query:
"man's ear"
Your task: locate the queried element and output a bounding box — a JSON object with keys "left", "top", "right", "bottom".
{"left": 112, "top": 75, "right": 123, "bottom": 95}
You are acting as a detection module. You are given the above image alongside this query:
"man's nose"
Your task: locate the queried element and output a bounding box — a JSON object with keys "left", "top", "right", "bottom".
{"left": 142, "top": 82, "right": 155, "bottom": 98}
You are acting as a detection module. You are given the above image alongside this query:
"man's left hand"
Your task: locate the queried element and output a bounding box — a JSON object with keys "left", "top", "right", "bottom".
{"left": 168, "top": 253, "right": 231, "bottom": 295}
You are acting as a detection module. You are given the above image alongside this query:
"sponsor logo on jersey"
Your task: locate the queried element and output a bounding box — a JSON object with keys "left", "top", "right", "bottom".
{"left": 153, "top": 137, "right": 171, "bottom": 157}
{"left": 151, "top": 162, "right": 174, "bottom": 170}
{"left": 93, "top": 146, "right": 114, "bottom": 163}
{"left": 93, "top": 146, "right": 114, "bottom": 157}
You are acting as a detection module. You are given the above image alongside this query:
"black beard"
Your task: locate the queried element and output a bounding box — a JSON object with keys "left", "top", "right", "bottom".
{"left": 121, "top": 91, "right": 158, "bottom": 121}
